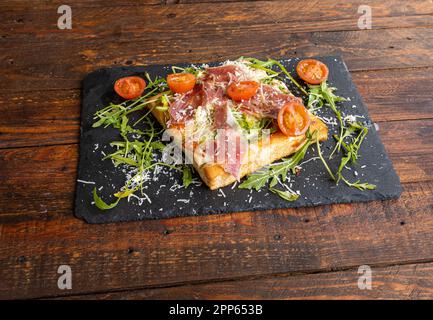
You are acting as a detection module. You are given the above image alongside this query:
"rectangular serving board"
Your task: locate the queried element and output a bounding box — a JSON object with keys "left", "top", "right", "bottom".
{"left": 75, "top": 56, "right": 402, "bottom": 224}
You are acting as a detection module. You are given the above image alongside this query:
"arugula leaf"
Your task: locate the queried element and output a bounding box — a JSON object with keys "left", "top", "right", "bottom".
{"left": 267, "top": 59, "right": 308, "bottom": 95}
{"left": 269, "top": 187, "right": 299, "bottom": 201}
{"left": 182, "top": 165, "right": 193, "bottom": 188}
{"left": 307, "top": 81, "right": 346, "bottom": 156}
{"left": 93, "top": 188, "right": 120, "bottom": 210}
{"left": 150, "top": 141, "right": 166, "bottom": 151}
{"left": 316, "top": 138, "right": 336, "bottom": 181}
{"left": 240, "top": 57, "right": 308, "bottom": 95}
{"left": 340, "top": 176, "right": 376, "bottom": 191}
{"left": 114, "top": 188, "right": 137, "bottom": 199}
{"left": 239, "top": 130, "right": 316, "bottom": 190}
{"left": 315, "top": 121, "right": 376, "bottom": 191}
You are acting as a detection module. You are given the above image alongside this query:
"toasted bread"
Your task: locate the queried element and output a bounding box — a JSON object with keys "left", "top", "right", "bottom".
{"left": 148, "top": 93, "right": 328, "bottom": 189}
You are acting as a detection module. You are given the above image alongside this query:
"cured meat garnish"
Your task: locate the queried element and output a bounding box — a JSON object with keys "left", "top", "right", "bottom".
{"left": 205, "top": 65, "right": 241, "bottom": 84}
{"left": 211, "top": 104, "right": 247, "bottom": 179}
{"left": 240, "top": 84, "right": 302, "bottom": 119}
{"left": 169, "top": 85, "right": 203, "bottom": 123}
{"left": 168, "top": 64, "right": 241, "bottom": 123}
{"left": 202, "top": 81, "right": 225, "bottom": 107}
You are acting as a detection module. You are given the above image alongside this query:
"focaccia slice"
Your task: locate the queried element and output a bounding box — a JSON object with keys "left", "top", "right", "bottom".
{"left": 148, "top": 93, "right": 328, "bottom": 190}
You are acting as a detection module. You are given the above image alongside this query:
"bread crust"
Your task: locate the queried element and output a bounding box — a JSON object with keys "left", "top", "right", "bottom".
{"left": 149, "top": 93, "right": 328, "bottom": 190}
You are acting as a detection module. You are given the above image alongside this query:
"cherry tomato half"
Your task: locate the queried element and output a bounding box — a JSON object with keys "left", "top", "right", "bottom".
{"left": 277, "top": 101, "right": 311, "bottom": 137}
{"left": 227, "top": 81, "right": 260, "bottom": 102}
{"left": 296, "top": 59, "right": 329, "bottom": 85}
{"left": 167, "top": 73, "right": 196, "bottom": 94}
{"left": 114, "top": 76, "right": 146, "bottom": 100}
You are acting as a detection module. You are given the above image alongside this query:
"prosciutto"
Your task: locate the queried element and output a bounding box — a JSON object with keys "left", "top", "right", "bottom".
{"left": 208, "top": 103, "right": 245, "bottom": 178}
{"left": 240, "top": 84, "right": 302, "bottom": 119}
{"left": 168, "top": 65, "right": 239, "bottom": 123}
{"left": 168, "top": 85, "right": 203, "bottom": 123}
{"left": 167, "top": 63, "right": 299, "bottom": 178}
{"left": 205, "top": 65, "right": 240, "bottom": 84}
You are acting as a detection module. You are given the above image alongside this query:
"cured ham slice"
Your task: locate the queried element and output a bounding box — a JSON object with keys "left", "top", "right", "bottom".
{"left": 212, "top": 103, "right": 247, "bottom": 179}
{"left": 168, "top": 85, "right": 203, "bottom": 123}
{"left": 205, "top": 65, "right": 240, "bottom": 84}
{"left": 167, "top": 63, "right": 300, "bottom": 178}
{"left": 240, "top": 84, "right": 302, "bottom": 119}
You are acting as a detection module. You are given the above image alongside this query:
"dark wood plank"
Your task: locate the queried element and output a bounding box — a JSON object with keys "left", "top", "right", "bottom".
{"left": 1, "top": 0, "right": 432, "bottom": 301}
{"left": 0, "top": 0, "right": 161, "bottom": 10}
{"left": 0, "top": 90, "right": 80, "bottom": 148}
{"left": 0, "top": 119, "right": 433, "bottom": 298}
{"left": 65, "top": 262, "right": 433, "bottom": 300}
{"left": 2, "top": 0, "right": 432, "bottom": 42}
{"left": 353, "top": 68, "right": 433, "bottom": 122}
{"left": 2, "top": 28, "right": 431, "bottom": 91}
{"left": 2, "top": 180, "right": 433, "bottom": 299}
{"left": 1, "top": 1, "right": 432, "bottom": 93}
{"left": 1, "top": 67, "right": 432, "bottom": 148}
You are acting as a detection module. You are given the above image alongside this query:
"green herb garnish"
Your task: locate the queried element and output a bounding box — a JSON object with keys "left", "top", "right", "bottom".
{"left": 92, "top": 75, "right": 187, "bottom": 210}
{"left": 315, "top": 121, "right": 376, "bottom": 191}
{"left": 239, "top": 130, "right": 316, "bottom": 191}
{"left": 182, "top": 165, "right": 193, "bottom": 188}
{"left": 269, "top": 187, "right": 299, "bottom": 202}
{"left": 307, "top": 81, "right": 346, "bottom": 156}
{"left": 241, "top": 57, "right": 308, "bottom": 95}
{"left": 93, "top": 187, "right": 121, "bottom": 210}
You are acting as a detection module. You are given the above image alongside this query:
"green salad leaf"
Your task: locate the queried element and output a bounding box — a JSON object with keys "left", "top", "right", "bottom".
{"left": 269, "top": 187, "right": 299, "bottom": 202}
{"left": 93, "top": 188, "right": 121, "bottom": 210}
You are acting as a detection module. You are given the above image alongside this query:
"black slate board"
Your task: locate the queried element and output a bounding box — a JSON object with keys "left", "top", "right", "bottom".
{"left": 75, "top": 56, "right": 402, "bottom": 224}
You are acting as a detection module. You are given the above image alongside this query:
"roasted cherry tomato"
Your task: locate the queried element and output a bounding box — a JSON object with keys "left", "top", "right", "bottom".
{"left": 227, "top": 81, "right": 260, "bottom": 101}
{"left": 167, "top": 73, "right": 196, "bottom": 94}
{"left": 296, "top": 59, "right": 329, "bottom": 84}
{"left": 277, "top": 101, "right": 311, "bottom": 137}
{"left": 114, "top": 76, "right": 146, "bottom": 100}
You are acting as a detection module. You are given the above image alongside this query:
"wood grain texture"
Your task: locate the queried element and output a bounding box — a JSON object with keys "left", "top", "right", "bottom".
{"left": 1, "top": 0, "right": 433, "bottom": 300}
{"left": 1, "top": 67, "right": 432, "bottom": 148}
{"left": 0, "top": 119, "right": 432, "bottom": 299}
{"left": 2, "top": 0, "right": 432, "bottom": 41}
{"left": 2, "top": 28, "right": 431, "bottom": 92}
{"left": 2, "top": 180, "right": 433, "bottom": 299}
{"left": 1, "top": 0, "right": 432, "bottom": 92}
{"left": 65, "top": 262, "right": 433, "bottom": 300}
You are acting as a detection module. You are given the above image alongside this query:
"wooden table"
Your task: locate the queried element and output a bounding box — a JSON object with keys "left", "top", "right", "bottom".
{"left": 0, "top": 0, "right": 432, "bottom": 300}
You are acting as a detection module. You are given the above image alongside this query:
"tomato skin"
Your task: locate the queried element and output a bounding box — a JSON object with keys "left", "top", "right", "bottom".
{"left": 227, "top": 81, "right": 260, "bottom": 101}
{"left": 296, "top": 59, "right": 329, "bottom": 85}
{"left": 277, "top": 102, "right": 311, "bottom": 137}
{"left": 167, "top": 73, "right": 196, "bottom": 94}
{"left": 114, "top": 76, "right": 146, "bottom": 100}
